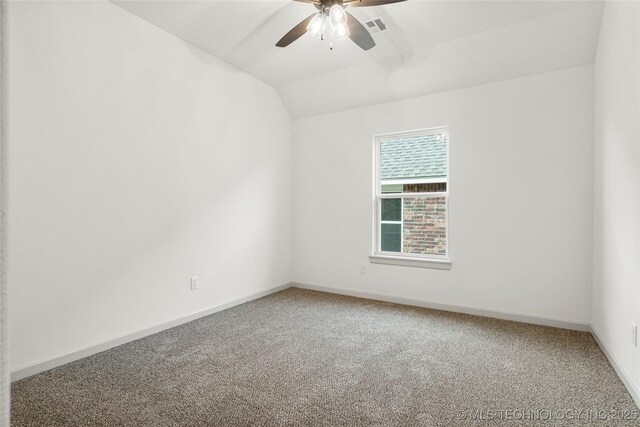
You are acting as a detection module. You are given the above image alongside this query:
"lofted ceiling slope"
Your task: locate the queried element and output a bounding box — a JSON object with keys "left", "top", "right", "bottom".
{"left": 113, "top": 0, "right": 604, "bottom": 118}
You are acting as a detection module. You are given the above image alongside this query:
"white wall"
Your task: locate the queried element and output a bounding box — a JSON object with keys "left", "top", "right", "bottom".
{"left": 8, "top": 1, "right": 292, "bottom": 370}
{"left": 293, "top": 65, "right": 593, "bottom": 325}
{"left": 0, "top": 1, "right": 8, "bottom": 423}
{"left": 592, "top": 0, "right": 640, "bottom": 399}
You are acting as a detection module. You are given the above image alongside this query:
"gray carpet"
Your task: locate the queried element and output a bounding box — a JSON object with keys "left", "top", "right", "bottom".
{"left": 11, "top": 288, "right": 640, "bottom": 426}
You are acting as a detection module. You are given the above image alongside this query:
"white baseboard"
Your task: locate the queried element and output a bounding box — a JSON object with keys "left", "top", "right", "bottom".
{"left": 292, "top": 281, "right": 591, "bottom": 332}
{"left": 11, "top": 283, "right": 290, "bottom": 382}
{"left": 590, "top": 325, "right": 640, "bottom": 408}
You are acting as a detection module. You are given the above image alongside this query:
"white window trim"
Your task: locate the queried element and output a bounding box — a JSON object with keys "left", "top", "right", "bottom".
{"left": 372, "top": 126, "right": 451, "bottom": 269}
{"left": 369, "top": 254, "right": 452, "bottom": 270}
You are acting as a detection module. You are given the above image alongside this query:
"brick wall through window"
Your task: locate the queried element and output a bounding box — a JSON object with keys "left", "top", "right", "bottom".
{"left": 402, "top": 196, "right": 447, "bottom": 255}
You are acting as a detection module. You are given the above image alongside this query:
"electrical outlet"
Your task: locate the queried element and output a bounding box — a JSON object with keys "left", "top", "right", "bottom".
{"left": 190, "top": 276, "right": 199, "bottom": 291}
{"left": 360, "top": 263, "right": 367, "bottom": 274}
{"left": 632, "top": 323, "right": 637, "bottom": 347}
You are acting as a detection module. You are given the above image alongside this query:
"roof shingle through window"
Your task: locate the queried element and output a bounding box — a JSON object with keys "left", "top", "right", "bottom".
{"left": 380, "top": 133, "right": 447, "bottom": 180}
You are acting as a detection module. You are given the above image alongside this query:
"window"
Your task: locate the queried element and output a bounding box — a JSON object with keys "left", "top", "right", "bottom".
{"left": 371, "top": 127, "right": 450, "bottom": 269}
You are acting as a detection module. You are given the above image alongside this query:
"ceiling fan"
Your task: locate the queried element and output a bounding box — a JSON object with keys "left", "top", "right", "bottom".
{"left": 276, "top": 0, "right": 407, "bottom": 51}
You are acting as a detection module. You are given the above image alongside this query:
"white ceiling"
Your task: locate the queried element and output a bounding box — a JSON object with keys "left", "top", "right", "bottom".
{"left": 113, "top": 0, "right": 604, "bottom": 118}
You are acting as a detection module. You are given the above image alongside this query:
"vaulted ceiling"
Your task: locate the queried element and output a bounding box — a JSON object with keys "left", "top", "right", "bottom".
{"left": 113, "top": 1, "right": 604, "bottom": 118}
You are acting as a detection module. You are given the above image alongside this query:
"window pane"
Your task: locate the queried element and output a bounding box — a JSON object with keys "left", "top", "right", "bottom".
{"left": 402, "top": 197, "right": 447, "bottom": 256}
{"left": 381, "top": 223, "right": 401, "bottom": 252}
{"left": 381, "top": 198, "right": 401, "bottom": 221}
{"left": 380, "top": 133, "right": 448, "bottom": 182}
{"left": 376, "top": 129, "right": 448, "bottom": 258}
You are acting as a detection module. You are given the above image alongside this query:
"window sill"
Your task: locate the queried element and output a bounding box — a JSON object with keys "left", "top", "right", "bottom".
{"left": 369, "top": 255, "right": 452, "bottom": 270}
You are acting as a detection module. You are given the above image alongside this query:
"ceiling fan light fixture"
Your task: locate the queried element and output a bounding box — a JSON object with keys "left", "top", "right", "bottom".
{"left": 331, "top": 21, "right": 350, "bottom": 41}
{"left": 277, "top": 0, "right": 406, "bottom": 50}
{"left": 329, "top": 4, "right": 347, "bottom": 25}
{"left": 306, "top": 13, "right": 325, "bottom": 39}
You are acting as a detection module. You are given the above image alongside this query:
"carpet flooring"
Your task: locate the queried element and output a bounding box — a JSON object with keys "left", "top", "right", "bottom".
{"left": 11, "top": 288, "right": 640, "bottom": 426}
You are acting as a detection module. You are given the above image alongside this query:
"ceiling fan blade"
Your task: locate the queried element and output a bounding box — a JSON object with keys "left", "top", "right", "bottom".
{"left": 276, "top": 14, "right": 315, "bottom": 48}
{"left": 346, "top": 12, "right": 376, "bottom": 51}
{"left": 345, "top": 0, "right": 407, "bottom": 7}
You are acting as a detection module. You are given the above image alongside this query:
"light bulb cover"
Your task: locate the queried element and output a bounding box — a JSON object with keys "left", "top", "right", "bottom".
{"left": 332, "top": 21, "right": 350, "bottom": 41}
{"left": 329, "top": 5, "right": 347, "bottom": 24}
{"left": 306, "top": 13, "right": 325, "bottom": 39}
